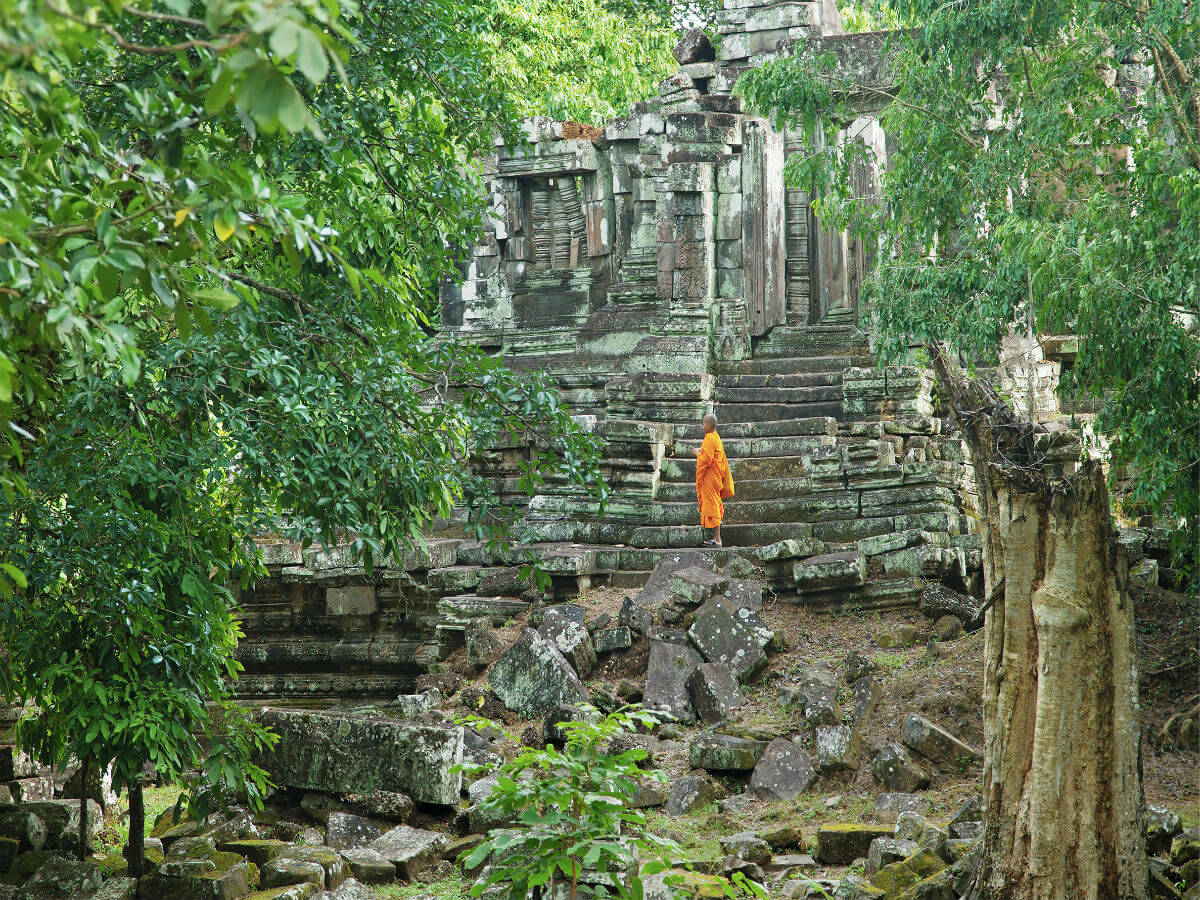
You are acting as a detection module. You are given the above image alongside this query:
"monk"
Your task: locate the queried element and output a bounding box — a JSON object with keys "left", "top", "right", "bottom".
{"left": 694, "top": 412, "right": 731, "bottom": 547}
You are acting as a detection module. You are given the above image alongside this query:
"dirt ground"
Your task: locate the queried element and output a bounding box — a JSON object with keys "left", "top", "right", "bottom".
{"left": 449, "top": 575, "right": 1199, "bottom": 830}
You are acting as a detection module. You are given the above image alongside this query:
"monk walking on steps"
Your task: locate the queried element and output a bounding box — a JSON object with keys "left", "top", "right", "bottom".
{"left": 695, "top": 412, "right": 734, "bottom": 547}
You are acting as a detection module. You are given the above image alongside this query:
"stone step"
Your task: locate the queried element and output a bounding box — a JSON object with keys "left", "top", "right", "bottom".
{"left": 655, "top": 476, "right": 810, "bottom": 503}
{"left": 752, "top": 325, "right": 870, "bottom": 355}
{"left": 645, "top": 497, "right": 825, "bottom": 526}
{"left": 715, "top": 384, "right": 844, "bottom": 404}
{"left": 712, "top": 400, "right": 845, "bottom": 423}
{"left": 674, "top": 417, "right": 836, "bottom": 440}
{"left": 717, "top": 354, "right": 875, "bottom": 375}
{"left": 718, "top": 371, "right": 843, "bottom": 389}
{"left": 236, "top": 671, "right": 416, "bottom": 700}
{"left": 662, "top": 440, "right": 829, "bottom": 477}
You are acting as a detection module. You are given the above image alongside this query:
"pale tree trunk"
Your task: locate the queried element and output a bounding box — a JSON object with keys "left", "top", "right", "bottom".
{"left": 931, "top": 347, "right": 1147, "bottom": 900}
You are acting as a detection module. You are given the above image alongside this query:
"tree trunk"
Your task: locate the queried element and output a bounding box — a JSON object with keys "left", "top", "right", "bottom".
{"left": 127, "top": 781, "right": 145, "bottom": 881}
{"left": 77, "top": 757, "right": 89, "bottom": 862}
{"left": 931, "top": 347, "right": 1148, "bottom": 900}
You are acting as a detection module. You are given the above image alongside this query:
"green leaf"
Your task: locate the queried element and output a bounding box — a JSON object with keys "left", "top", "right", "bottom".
{"left": 296, "top": 29, "right": 330, "bottom": 84}
{"left": 193, "top": 288, "right": 241, "bottom": 310}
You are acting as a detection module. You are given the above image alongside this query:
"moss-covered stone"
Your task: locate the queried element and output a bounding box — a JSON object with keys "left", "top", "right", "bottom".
{"left": 676, "top": 871, "right": 730, "bottom": 900}
{"left": 218, "top": 839, "right": 294, "bottom": 866}
{"left": 138, "top": 850, "right": 257, "bottom": 900}
{"left": 816, "top": 823, "right": 894, "bottom": 865}
{"left": 4, "top": 849, "right": 58, "bottom": 886}
{"left": 245, "top": 884, "right": 319, "bottom": 900}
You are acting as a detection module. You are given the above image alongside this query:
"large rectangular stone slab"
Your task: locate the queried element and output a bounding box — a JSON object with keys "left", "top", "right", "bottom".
{"left": 255, "top": 709, "right": 463, "bottom": 805}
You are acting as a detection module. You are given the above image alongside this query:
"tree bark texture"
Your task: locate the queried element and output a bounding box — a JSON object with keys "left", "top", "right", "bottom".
{"left": 77, "top": 757, "right": 89, "bottom": 862}
{"left": 127, "top": 782, "right": 145, "bottom": 880}
{"left": 931, "top": 347, "right": 1148, "bottom": 900}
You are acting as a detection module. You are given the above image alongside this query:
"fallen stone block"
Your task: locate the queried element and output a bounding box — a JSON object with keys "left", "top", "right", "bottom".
{"left": 815, "top": 725, "right": 859, "bottom": 773}
{"left": 688, "top": 733, "right": 765, "bottom": 772}
{"left": 1147, "top": 805, "right": 1185, "bottom": 856}
{"left": 644, "top": 642, "right": 702, "bottom": 722}
{"left": 865, "top": 837, "right": 918, "bottom": 877}
{"left": 794, "top": 550, "right": 865, "bottom": 592}
{"left": 686, "top": 662, "right": 745, "bottom": 724}
{"left": 687, "top": 596, "right": 773, "bottom": 682}
{"left": 594, "top": 627, "right": 633, "bottom": 654}
{"left": 869, "top": 848, "right": 946, "bottom": 895}
{"left": 668, "top": 567, "right": 729, "bottom": 606}
{"left": 139, "top": 851, "right": 255, "bottom": 900}
{"left": 464, "top": 622, "right": 507, "bottom": 669}
{"left": 339, "top": 848, "right": 396, "bottom": 884}
{"left": 255, "top": 709, "right": 463, "bottom": 806}
{"left": 325, "top": 812, "right": 386, "bottom": 851}
{"left": 312, "top": 879, "right": 379, "bottom": 900}
{"left": 488, "top": 628, "right": 590, "bottom": 718}
{"left": 900, "top": 715, "right": 982, "bottom": 766}
{"left": 874, "top": 793, "right": 930, "bottom": 823}
{"left": 0, "top": 810, "right": 46, "bottom": 851}
{"left": 663, "top": 775, "right": 720, "bottom": 816}
{"left": 816, "top": 824, "right": 894, "bottom": 865}
{"left": 369, "top": 825, "right": 449, "bottom": 880}
{"left": 749, "top": 738, "right": 816, "bottom": 801}
{"left": 262, "top": 858, "right": 327, "bottom": 890}
{"left": 537, "top": 610, "right": 598, "bottom": 677}
{"left": 871, "top": 743, "right": 930, "bottom": 793}
{"left": 15, "top": 854, "right": 101, "bottom": 899}
{"left": 719, "top": 833, "right": 771, "bottom": 865}
{"left": 779, "top": 665, "right": 841, "bottom": 726}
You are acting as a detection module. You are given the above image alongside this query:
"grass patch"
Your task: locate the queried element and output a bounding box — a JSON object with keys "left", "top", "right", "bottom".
{"left": 872, "top": 651, "right": 906, "bottom": 671}
{"left": 644, "top": 806, "right": 723, "bottom": 862}
{"left": 95, "top": 785, "right": 186, "bottom": 856}
{"left": 375, "top": 870, "right": 466, "bottom": 900}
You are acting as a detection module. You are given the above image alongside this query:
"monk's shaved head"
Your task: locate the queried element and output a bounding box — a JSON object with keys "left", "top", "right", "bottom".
{"left": 702, "top": 413, "right": 717, "bottom": 430}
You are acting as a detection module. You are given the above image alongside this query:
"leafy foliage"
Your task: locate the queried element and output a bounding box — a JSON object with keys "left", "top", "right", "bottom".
{"left": 460, "top": 707, "right": 683, "bottom": 900}
{"left": 737, "top": 0, "right": 1199, "bottom": 581}
{"left": 489, "top": 0, "right": 678, "bottom": 124}
{"left": 0, "top": 0, "right": 605, "bottom": 870}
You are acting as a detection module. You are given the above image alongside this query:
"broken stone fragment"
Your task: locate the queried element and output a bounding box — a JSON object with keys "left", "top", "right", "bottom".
{"left": 815, "top": 724, "right": 860, "bottom": 773}
{"left": 464, "top": 621, "right": 507, "bottom": 669}
{"left": 748, "top": 738, "right": 817, "bottom": 801}
{"left": 255, "top": 709, "right": 463, "bottom": 806}
{"left": 673, "top": 27, "right": 715, "bottom": 65}
{"left": 873, "top": 793, "right": 930, "bottom": 824}
{"left": 488, "top": 628, "right": 590, "bottom": 719}
{"left": 719, "top": 832, "right": 771, "bottom": 865}
{"left": 687, "top": 596, "right": 773, "bottom": 682}
{"left": 261, "top": 857, "right": 327, "bottom": 890}
{"left": 668, "top": 566, "right": 730, "bottom": 606}
{"left": 369, "top": 825, "right": 449, "bottom": 881}
{"left": 537, "top": 609, "right": 598, "bottom": 677}
{"left": 338, "top": 848, "right": 396, "bottom": 884}
{"left": 871, "top": 743, "right": 930, "bottom": 794}
{"left": 686, "top": 662, "right": 745, "bottom": 724}
{"left": 1147, "top": 804, "right": 1185, "bottom": 856}
{"left": 663, "top": 774, "right": 721, "bottom": 816}
{"left": 325, "top": 812, "right": 386, "bottom": 851}
{"left": 815, "top": 823, "right": 894, "bottom": 865}
{"left": 388, "top": 689, "right": 442, "bottom": 719}
{"left": 779, "top": 665, "right": 841, "bottom": 726}
{"left": 899, "top": 715, "right": 982, "bottom": 766}
{"left": 643, "top": 642, "right": 702, "bottom": 722}
{"left": 593, "top": 626, "right": 633, "bottom": 654}
{"left": 865, "top": 837, "right": 918, "bottom": 877}
{"left": 688, "top": 733, "right": 766, "bottom": 772}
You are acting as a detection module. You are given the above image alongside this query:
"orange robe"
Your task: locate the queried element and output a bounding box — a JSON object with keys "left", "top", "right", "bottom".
{"left": 696, "top": 431, "right": 729, "bottom": 529}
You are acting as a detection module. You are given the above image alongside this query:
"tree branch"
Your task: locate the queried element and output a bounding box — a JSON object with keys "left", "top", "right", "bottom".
{"left": 43, "top": 2, "right": 246, "bottom": 56}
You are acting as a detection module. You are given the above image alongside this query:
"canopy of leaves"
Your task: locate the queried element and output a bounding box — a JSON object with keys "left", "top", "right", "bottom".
{"left": 737, "top": 0, "right": 1199, "bottom": 581}
{"left": 0, "top": 0, "right": 604, "bottom": 824}
{"left": 489, "top": 0, "right": 678, "bottom": 124}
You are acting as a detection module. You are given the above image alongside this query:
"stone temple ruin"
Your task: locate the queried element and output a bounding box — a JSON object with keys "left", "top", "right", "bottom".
{"left": 232, "top": 0, "right": 992, "bottom": 703}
